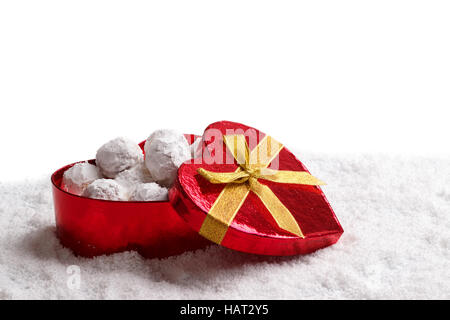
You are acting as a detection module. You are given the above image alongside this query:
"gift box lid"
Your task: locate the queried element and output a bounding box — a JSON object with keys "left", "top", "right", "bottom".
{"left": 169, "top": 121, "right": 343, "bottom": 256}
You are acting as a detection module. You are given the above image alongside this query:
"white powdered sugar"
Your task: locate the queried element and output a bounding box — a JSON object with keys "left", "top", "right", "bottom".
{"left": 129, "top": 182, "right": 169, "bottom": 201}
{"left": 144, "top": 129, "right": 191, "bottom": 187}
{"left": 96, "top": 137, "right": 143, "bottom": 178}
{"left": 62, "top": 162, "right": 102, "bottom": 195}
{"left": 82, "top": 179, "right": 129, "bottom": 201}
{"left": 114, "top": 162, "right": 154, "bottom": 191}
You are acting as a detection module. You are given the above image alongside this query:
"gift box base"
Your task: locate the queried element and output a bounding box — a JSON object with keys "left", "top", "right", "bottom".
{"left": 51, "top": 136, "right": 210, "bottom": 259}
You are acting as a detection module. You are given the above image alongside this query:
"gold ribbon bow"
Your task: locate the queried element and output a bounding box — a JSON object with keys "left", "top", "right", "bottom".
{"left": 197, "top": 134, "right": 325, "bottom": 244}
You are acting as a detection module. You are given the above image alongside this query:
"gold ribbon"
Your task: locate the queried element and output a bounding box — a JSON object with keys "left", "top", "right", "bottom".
{"left": 197, "top": 134, "right": 325, "bottom": 244}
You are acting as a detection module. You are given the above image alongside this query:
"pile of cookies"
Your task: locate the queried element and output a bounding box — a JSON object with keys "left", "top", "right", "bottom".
{"left": 62, "top": 130, "right": 201, "bottom": 201}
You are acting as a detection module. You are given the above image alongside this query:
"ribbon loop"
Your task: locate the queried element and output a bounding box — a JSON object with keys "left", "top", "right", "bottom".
{"left": 197, "top": 168, "right": 250, "bottom": 184}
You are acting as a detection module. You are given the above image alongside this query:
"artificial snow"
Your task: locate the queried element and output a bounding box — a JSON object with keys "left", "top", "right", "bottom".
{"left": 0, "top": 152, "right": 449, "bottom": 299}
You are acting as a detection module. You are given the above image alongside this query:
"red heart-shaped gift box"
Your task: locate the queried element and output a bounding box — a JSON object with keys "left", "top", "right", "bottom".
{"left": 170, "top": 121, "right": 344, "bottom": 256}
{"left": 52, "top": 122, "right": 343, "bottom": 259}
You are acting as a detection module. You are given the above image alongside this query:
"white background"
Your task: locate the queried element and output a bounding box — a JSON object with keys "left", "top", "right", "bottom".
{"left": 0, "top": 1, "right": 449, "bottom": 182}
